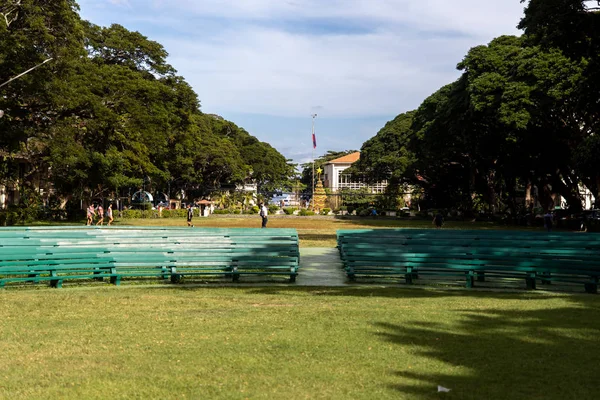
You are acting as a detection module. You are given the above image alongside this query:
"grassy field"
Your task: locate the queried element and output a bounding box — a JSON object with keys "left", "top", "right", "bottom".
{"left": 105, "top": 216, "right": 531, "bottom": 248}
{"left": 1, "top": 287, "right": 599, "bottom": 399}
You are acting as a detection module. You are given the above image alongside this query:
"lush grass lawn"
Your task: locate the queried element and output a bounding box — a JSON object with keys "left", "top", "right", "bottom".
{"left": 1, "top": 287, "right": 598, "bottom": 399}
{"left": 101, "top": 216, "right": 532, "bottom": 248}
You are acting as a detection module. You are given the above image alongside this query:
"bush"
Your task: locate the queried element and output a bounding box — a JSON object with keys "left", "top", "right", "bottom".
{"left": 268, "top": 205, "right": 279, "bottom": 214}
{"left": 232, "top": 209, "right": 241, "bottom": 214}
{"left": 121, "top": 209, "right": 143, "bottom": 219}
{"left": 299, "top": 209, "right": 315, "bottom": 216}
{"left": 0, "top": 210, "right": 19, "bottom": 226}
{"left": 250, "top": 205, "right": 259, "bottom": 214}
{"left": 321, "top": 208, "right": 331, "bottom": 215}
{"left": 213, "top": 209, "right": 231, "bottom": 215}
{"left": 346, "top": 206, "right": 355, "bottom": 215}
{"left": 283, "top": 207, "right": 297, "bottom": 215}
{"left": 358, "top": 208, "right": 370, "bottom": 217}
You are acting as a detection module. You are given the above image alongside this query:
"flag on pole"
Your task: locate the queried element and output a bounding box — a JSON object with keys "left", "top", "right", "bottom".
{"left": 312, "top": 132, "right": 317, "bottom": 149}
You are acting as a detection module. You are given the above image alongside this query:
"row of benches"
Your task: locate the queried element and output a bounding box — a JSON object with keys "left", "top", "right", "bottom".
{"left": 337, "top": 229, "right": 600, "bottom": 293}
{"left": 0, "top": 227, "right": 300, "bottom": 288}
{"left": 4, "top": 226, "right": 600, "bottom": 292}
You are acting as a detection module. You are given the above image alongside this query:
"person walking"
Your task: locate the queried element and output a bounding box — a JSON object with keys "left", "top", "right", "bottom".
{"left": 107, "top": 204, "right": 114, "bottom": 226}
{"left": 187, "top": 203, "right": 194, "bottom": 227}
{"left": 259, "top": 203, "right": 268, "bottom": 228}
{"left": 96, "top": 204, "right": 104, "bottom": 225}
{"left": 86, "top": 204, "right": 95, "bottom": 226}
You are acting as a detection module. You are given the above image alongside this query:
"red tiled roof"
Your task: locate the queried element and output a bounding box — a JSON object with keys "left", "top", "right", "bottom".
{"left": 326, "top": 152, "right": 360, "bottom": 164}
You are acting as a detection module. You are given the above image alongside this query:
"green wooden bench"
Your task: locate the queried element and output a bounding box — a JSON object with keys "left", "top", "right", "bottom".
{"left": 0, "top": 227, "right": 300, "bottom": 288}
{"left": 337, "top": 229, "right": 600, "bottom": 293}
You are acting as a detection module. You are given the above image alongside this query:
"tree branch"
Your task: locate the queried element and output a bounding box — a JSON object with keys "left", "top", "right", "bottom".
{"left": 0, "top": 0, "right": 22, "bottom": 28}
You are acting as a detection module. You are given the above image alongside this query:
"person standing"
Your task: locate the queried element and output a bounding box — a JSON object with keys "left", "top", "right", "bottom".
{"left": 259, "top": 203, "right": 268, "bottom": 228}
{"left": 107, "top": 204, "right": 114, "bottom": 226}
{"left": 543, "top": 210, "right": 553, "bottom": 232}
{"left": 433, "top": 212, "right": 444, "bottom": 229}
{"left": 187, "top": 203, "right": 194, "bottom": 227}
{"left": 96, "top": 204, "right": 104, "bottom": 225}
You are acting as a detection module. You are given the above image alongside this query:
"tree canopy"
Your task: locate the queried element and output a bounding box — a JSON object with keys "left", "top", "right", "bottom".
{"left": 0, "top": 1, "right": 293, "bottom": 205}
{"left": 354, "top": 1, "right": 600, "bottom": 215}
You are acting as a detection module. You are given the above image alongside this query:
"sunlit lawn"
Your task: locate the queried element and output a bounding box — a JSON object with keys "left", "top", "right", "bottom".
{"left": 99, "top": 216, "right": 529, "bottom": 248}
{"left": 1, "top": 287, "right": 598, "bottom": 400}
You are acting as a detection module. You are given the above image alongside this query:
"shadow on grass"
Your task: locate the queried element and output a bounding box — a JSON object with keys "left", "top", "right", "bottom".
{"left": 331, "top": 216, "right": 541, "bottom": 231}
{"left": 375, "top": 301, "right": 600, "bottom": 400}
{"left": 235, "top": 286, "right": 598, "bottom": 303}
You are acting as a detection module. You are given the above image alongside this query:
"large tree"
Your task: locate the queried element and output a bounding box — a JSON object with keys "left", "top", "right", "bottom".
{"left": 351, "top": 111, "right": 415, "bottom": 186}
{"left": 0, "top": 5, "right": 292, "bottom": 207}
{"left": 358, "top": 31, "right": 591, "bottom": 214}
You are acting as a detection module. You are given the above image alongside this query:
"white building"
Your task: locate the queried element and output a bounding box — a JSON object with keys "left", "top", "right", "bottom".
{"left": 322, "top": 152, "right": 388, "bottom": 193}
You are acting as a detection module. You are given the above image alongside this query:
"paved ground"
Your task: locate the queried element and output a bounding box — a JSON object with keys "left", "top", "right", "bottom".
{"left": 296, "top": 248, "right": 346, "bottom": 286}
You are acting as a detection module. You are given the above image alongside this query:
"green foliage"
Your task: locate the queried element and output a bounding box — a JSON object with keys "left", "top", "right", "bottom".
{"left": 357, "top": 17, "right": 597, "bottom": 214}
{"left": 351, "top": 111, "right": 415, "bottom": 185}
{"left": 339, "top": 188, "right": 377, "bottom": 211}
{"left": 357, "top": 208, "right": 371, "bottom": 217}
{"left": 0, "top": 6, "right": 291, "bottom": 214}
{"left": 160, "top": 209, "right": 188, "bottom": 218}
{"left": 121, "top": 209, "right": 143, "bottom": 219}
{"left": 267, "top": 205, "right": 279, "bottom": 214}
{"left": 298, "top": 209, "right": 315, "bottom": 216}
{"left": 321, "top": 208, "right": 331, "bottom": 215}
{"left": 283, "top": 207, "right": 297, "bottom": 215}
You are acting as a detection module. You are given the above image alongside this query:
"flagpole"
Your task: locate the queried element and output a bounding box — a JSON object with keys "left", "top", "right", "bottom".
{"left": 311, "top": 114, "right": 317, "bottom": 210}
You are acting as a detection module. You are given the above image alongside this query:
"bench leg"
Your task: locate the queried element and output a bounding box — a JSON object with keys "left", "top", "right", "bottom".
{"left": 540, "top": 272, "right": 551, "bottom": 285}
{"left": 346, "top": 267, "right": 356, "bottom": 282}
{"left": 585, "top": 277, "right": 598, "bottom": 294}
{"left": 93, "top": 268, "right": 104, "bottom": 282}
{"left": 110, "top": 275, "right": 121, "bottom": 286}
{"left": 50, "top": 279, "right": 63, "bottom": 288}
{"left": 477, "top": 271, "right": 485, "bottom": 282}
{"left": 161, "top": 267, "right": 170, "bottom": 280}
{"left": 171, "top": 273, "right": 182, "bottom": 284}
{"left": 405, "top": 267, "right": 413, "bottom": 284}
{"left": 289, "top": 267, "right": 297, "bottom": 283}
{"left": 466, "top": 271, "right": 475, "bottom": 288}
{"left": 232, "top": 267, "right": 240, "bottom": 282}
{"left": 584, "top": 283, "right": 598, "bottom": 294}
{"left": 526, "top": 273, "right": 537, "bottom": 290}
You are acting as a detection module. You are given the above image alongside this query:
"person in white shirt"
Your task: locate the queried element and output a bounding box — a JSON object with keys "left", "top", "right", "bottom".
{"left": 259, "top": 203, "right": 268, "bottom": 228}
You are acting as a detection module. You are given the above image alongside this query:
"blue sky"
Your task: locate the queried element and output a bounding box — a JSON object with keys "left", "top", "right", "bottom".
{"left": 77, "top": 0, "right": 525, "bottom": 165}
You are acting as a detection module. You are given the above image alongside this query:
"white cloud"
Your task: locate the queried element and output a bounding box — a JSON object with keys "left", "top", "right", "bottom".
{"left": 79, "top": 0, "right": 527, "bottom": 129}
{"left": 107, "top": 0, "right": 131, "bottom": 7}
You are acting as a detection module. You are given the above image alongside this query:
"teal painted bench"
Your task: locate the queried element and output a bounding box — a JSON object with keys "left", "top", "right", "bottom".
{"left": 0, "top": 227, "right": 300, "bottom": 288}
{"left": 337, "top": 229, "right": 600, "bottom": 293}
